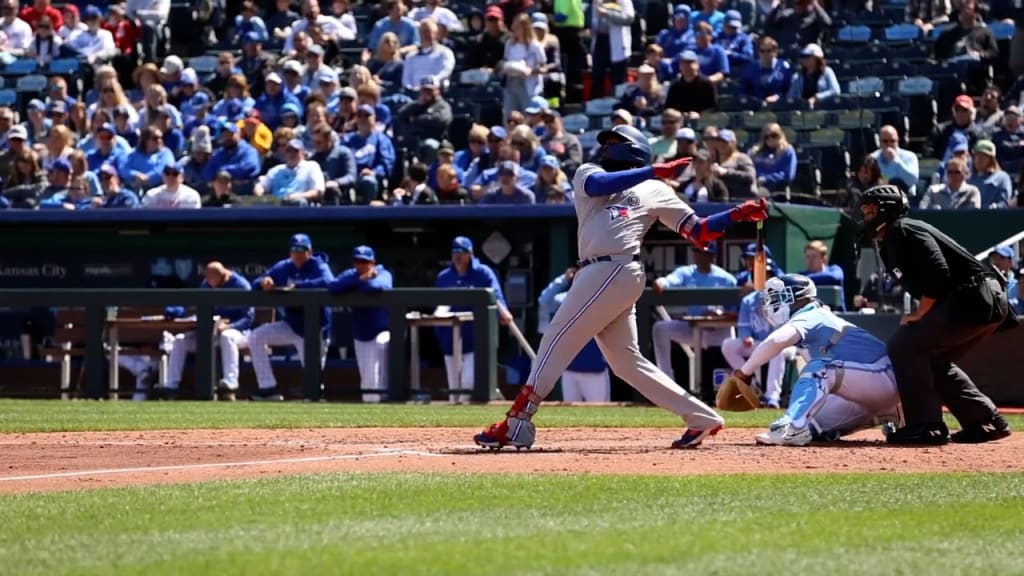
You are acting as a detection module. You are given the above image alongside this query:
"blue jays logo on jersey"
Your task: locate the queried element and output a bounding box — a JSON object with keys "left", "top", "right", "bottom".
{"left": 606, "top": 204, "right": 631, "bottom": 221}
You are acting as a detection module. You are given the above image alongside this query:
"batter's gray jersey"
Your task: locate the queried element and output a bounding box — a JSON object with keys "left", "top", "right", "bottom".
{"left": 572, "top": 163, "right": 700, "bottom": 260}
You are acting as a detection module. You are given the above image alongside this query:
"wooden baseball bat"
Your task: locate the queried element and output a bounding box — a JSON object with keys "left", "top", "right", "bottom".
{"left": 507, "top": 320, "right": 537, "bottom": 361}
{"left": 753, "top": 219, "right": 767, "bottom": 291}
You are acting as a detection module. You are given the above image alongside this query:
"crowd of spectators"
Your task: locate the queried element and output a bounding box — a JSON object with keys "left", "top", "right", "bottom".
{"left": 0, "top": 0, "right": 1023, "bottom": 210}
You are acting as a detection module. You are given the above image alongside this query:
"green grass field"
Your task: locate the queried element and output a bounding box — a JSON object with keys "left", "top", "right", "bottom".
{"left": 1, "top": 400, "right": 1022, "bottom": 576}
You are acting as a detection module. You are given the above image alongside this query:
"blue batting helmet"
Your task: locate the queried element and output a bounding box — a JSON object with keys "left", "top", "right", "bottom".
{"left": 597, "top": 124, "right": 652, "bottom": 168}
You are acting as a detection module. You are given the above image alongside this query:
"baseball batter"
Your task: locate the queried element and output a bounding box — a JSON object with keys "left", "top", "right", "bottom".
{"left": 474, "top": 124, "right": 768, "bottom": 450}
{"left": 737, "top": 274, "right": 902, "bottom": 446}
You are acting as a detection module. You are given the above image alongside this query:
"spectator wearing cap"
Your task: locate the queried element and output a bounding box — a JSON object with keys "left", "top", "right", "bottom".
{"left": 671, "top": 126, "right": 698, "bottom": 162}
{"left": 159, "top": 55, "right": 185, "bottom": 88}
{"left": 253, "top": 73, "right": 300, "bottom": 132}
{"left": 180, "top": 126, "right": 214, "bottom": 193}
{"left": 649, "top": 108, "right": 684, "bottom": 162}
{"left": 539, "top": 109, "right": 582, "bottom": 176}
{"left": 328, "top": 245, "right": 394, "bottom": 403}
{"left": 426, "top": 141, "right": 463, "bottom": 191}
{"left": 692, "top": 0, "right": 726, "bottom": 34}
{"left": 19, "top": 0, "right": 62, "bottom": 31}
{"left": 870, "top": 125, "right": 920, "bottom": 196}
{"left": 23, "top": 99, "right": 52, "bottom": 146}
{"left": 523, "top": 95, "right": 550, "bottom": 137}
{"left": 692, "top": 21, "right": 733, "bottom": 83}
{"left": 85, "top": 122, "right": 128, "bottom": 170}
{"left": 968, "top": 139, "right": 1014, "bottom": 208}
{"left": 212, "top": 74, "right": 256, "bottom": 122}
{"left": 740, "top": 36, "right": 791, "bottom": 103}
{"left": 356, "top": 82, "right": 392, "bottom": 131}
{"left": 664, "top": 50, "right": 717, "bottom": 118}
{"left": 175, "top": 70, "right": 206, "bottom": 122}
{"left": 532, "top": 12, "right": 561, "bottom": 80}
{"left": 255, "top": 138, "right": 325, "bottom": 205}
{"left": 992, "top": 106, "right": 1024, "bottom": 170}
{"left": 390, "top": 161, "right": 438, "bottom": 205}
{"left": 936, "top": 131, "right": 972, "bottom": 184}
{"left": 787, "top": 43, "right": 840, "bottom": 107}
{"left": 657, "top": 4, "right": 695, "bottom": 60}
{"left": 435, "top": 235, "right": 513, "bottom": 402}
{"left": 126, "top": 0, "right": 171, "bottom": 62}
{"left": 119, "top": 125, "right": 176, "bottom": 192}
{"left": 314, "top": 67, "right": 343, "bottom": 113}
{"left": 618, "top": 64, "right": 665, "bottom": 118}
{"left": 97, "top": 164, "right": 141, "bottom": 208}
{"left": 1, "top": 0, "right": 33, "bottom": 57}
{"left": 709, "top": 128, "right": 758, "bottom": 198}
{"left": 920, "top": 156, "right": 981, "bottom": 209}
{"left": 232, "top": 0, "right": 268, "bottom": 46}
{"left": 344, "top": 105, "right": 395, "bottom": 203}
{"left": 589, "top": 0, "right": 634, "bottom": 99}
{"left": 478, "top": 160, "right": 536, "bottom": 204}
{"left": 57, "top": 4, "right": 84, "bottom": 40}
{"left": 27, "top": 14, "right": 61, "bottom": 66}
{"left": 203, "top": 170, "right": 240, "bottom": 207}
{"left": 309, "top": 122, "right": 357, "bottom": 204}
{"left": 238, "top": 32, "right": 275, "bottom": 98}
{"left": 469, "top": 4, "right": 508, "bottom": 70}
{"left": 103, "top": 3, "right": 138, "bottom": 56}
{"left": 469, "top": 142, "right": 537, "bottom": 193}
{"left": 751, "top": 122, "right": 797, "bottom": 195}
{"left": 368, "top": 0, "right": 420, "bottom": 50}
{"left": 401, "top": 18, "right": 455, "bottom": 90}
{"left": 989, "top": 246, "right": 1018, "bottom": 295}
{"left": 141, "top": 163, "right": 202, "bottom": 208}
{"left": 533, "top": 154, "right": 571, "bottom": 203}
{"left": 182, "top": 93, "right": 219, "bottom": 140}
{"left": 150, "top": 105, "right": 184, "bottom": 155}
{"left": 932, "top": 95, "right": 988, "bottom": 158}
{"left": 238, "top": 110, "right": 273, "bottom": 155}
{"left": 395, "top": 75, "right": 453, "bottom": 147}
{"left": 764, "top": 0, "right": 831, "bottom": 47}
{"left": 203, "top": 121, "right": 261, "bottom": 184}
{"left": 36, "top": 157, "right": 72, "bottom": 207}
{"left": 281, "top": 60, "right": 311, "bottom": 103}
{"left": 45, "top": 100, "right": 68, "bottom": 129}
{"left": 327, "top": 86, "right": 357, "bottom": 134}
{"left": 717, "top": 10, "right": 754, "bottom": 65}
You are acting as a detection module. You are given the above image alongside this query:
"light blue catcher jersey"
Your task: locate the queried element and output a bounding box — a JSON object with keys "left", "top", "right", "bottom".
{"left": 786, "top": 304, "right": 887, "bottom": 364}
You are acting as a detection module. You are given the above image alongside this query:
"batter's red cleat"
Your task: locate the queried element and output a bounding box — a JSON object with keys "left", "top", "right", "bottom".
{"left": 473, "top": 419, "right": 535, "bottom": 450}
{"left": 671, "top": 424, "right": 723, "bottom": 449}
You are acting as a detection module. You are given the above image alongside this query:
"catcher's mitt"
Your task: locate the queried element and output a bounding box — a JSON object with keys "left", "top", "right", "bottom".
{"left": 715, "top": 370, "right": 760, "bottom": 411}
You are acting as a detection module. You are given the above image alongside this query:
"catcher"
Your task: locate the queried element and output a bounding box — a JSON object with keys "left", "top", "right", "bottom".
{"left": 717, "top": 274, "right": 903, "bottom": 445}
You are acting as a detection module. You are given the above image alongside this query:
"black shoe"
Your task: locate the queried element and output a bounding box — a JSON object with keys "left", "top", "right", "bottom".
{"left": 886, "top": 422, "right": 950, "bottom": 445}
{"left": 951, "top": 414, "right": 1011, "bottom": 444}
{"left": 251, "top": 388, "right": 284, "bottom": 402}
{"left": 151, "top": 385, "right": 179, "bottom": 401}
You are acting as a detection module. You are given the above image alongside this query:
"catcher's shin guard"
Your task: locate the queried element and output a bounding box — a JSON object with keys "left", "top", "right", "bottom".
{"left": 474, "top": 386, "right": 542, "bottom": 449}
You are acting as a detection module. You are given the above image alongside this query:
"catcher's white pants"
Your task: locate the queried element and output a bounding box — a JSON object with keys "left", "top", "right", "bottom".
{"left": 165, "top": 329, "right": 249, "bottom": 389}
{"left": 248, "top": 321, "right": 326, "bottom": 390}
{"left": 355, "top": 331, "right": 389, "bottom": 402}
{"left": 652, "top": 319, "right": 733, "bottom": 381}
{"left": 444, "top": 352, "right": 473, "bottom": 404}
{"left": 783, "top": 357, "right": 901, "bottom": 436}
{"left": 561, "top": 369, "right": 610, "bottom": 402}
{"left": 721, "top": 338, "right": 796, "bottom": 403}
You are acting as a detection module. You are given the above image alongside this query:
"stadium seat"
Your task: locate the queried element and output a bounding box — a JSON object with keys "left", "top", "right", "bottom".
{"left": 579, "top": 129, "right": 600, "bottom": 150}
{"left": 3, "top": 59, "right": 38, "bottom": 76}
{"left": 189, "top": 55, "right": 218, "bottom": 75}
{"left": 791, "top": 109, "right": 827, "bottom": 132}
{"left": 836, "top": 25, "right": 872, "bottom": 44}
{"left": 458, "top": 69, "right": 491, "bottom": 86}
{"left": 584, "top": 97, "right": 618, "bottom": 118}
{"left": 846, "top": 76, "right": 885, "bottom": 97}
{"left": 561, "top": 113, "right": 589, "bottom": 134}
{"left": 697, "top": 111, "right": 731, "bottom": 130}
{"left": 0, "top": 89, "right": 15, "bottom": 107}
{"left": 989, "top": 22, "right": 1015, "bottom": 41}
{"left": 768, "top": 97, "right": 805, "bottom": 113}
{"left": 884, "top": 23, "right": 921, "bottom": 44}
{"left": 740, "top": 110, "right": 776, "bottom": 131}
{"left": 48, "top": 58, "right": 80, "bottom": 77}
{"left": 890, "top": 43, "right": 930, "bottom": 64}
{"left": 15, "top": 75, "right": 47, "bottom": 94}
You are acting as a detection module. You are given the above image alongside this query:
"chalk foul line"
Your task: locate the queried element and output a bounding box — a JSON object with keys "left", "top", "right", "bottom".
{"left": 0, "top": 449, "right": 441, "bottom": 482}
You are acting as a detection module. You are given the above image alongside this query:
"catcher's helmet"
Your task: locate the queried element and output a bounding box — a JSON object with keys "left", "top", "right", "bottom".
{"left": 859, "top": 184, "right": 908, "bottom": 239}
{"left": 597, "top": 124, "right": 652, "bottom": 169}
{"left": 762, "top": 273, "right": 817, "bottom": 327}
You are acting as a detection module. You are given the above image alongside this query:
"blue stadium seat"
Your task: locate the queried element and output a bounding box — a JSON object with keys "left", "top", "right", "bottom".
{"left": 189, "top": 55, "right": 218, "bottom": 75}
{"left": 15, "top": 74, "right": 47, "bottom": 94}
{"left": 584, "top": 97, "right": 618, "bottom": 118}
{"left": 884, "top": 23, "right": 921, "bottom": 44}
{"left": 836, "top": 25, "right": 872, "bottom": 44}
{"left": 0, "top": 89, "right": 15, "bottom": 107}
{"left": 846, "top": 76, "right": 885, "bottom": 97}
{"left": 48, "top": 58, "right": 80, "bottom": 77}
{"left": 3, "top": 59, "right": 38, "bottom": 76}
{"left": 989, "top": 22, "right": 1015, "bottom": 41}
{"left": 561, "top": 113, "right": 589, "bottom": 134}
{"left": 899, "top": 77, "right": 937, "bottom": 144}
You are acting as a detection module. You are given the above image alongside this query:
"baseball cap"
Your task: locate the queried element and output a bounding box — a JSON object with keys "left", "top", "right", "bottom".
{"left": 356, "top": 104, "right": 376, "bottom": 116}
{"left": 612, "top": 108, "right": 633, "bottom": 124}
{"left": 27, "top": 99, "right": 45, "bottom": 112}
{"left": 339, "top": 86, "right": 357, "bottom": 100}
{"left": 308, "top": 44, "right": 325, "bottom": 56}
{"left": 290, "top": 233, "right": 312, "bottom": 251}
{"left": 949, "top": 131, "right": 969, "bottom": 153}
{"left": 488, "top": 125, "right": 507, "bottom": 140}
{"left": 286, "top": 138, "right": 305, "bottom": 151}
{"left": 162, "top": 163, "right": 182, "bottom": 175}
{"left": 180, "top": 68, "right": 198, "bottom": 85}
{"left": 99, "top": 163, "right": 119, "bottom": 178}
{"left": 7, "top": 125, "right": 27, "bottom": 140}
{"left": 531, "top": 12, "right": 548, "bottom": 29}
{"left": 541, "top": 108, "right": 561, "bottom": 120}
{"left": 994, "top": 246, "right": 1015, "bottom": 259}
{"left": 243, "top": 31, "right": 262, "bottom": 44}
{"left": 353, "top": 245, "right": 376, "bottom": 262}
{"left": 974, "top": 139, "right": 997, "bottom": 156}
{"left": 497, "top": 160, "right": 519, "bottom": 176}
{"left": 801, "top": 43, "right": 824, "bottom": 58}
{"left": 693, "top": 240, "right": 718, "bottom": 253}
{"left": 1006, "top": 105, "right": 1022, "bottom": 117}
{"left": 283, "top": 60, "right": 303, "bottom": 74}
{"left": 540, "top": 155, "right": 560, "bottom": 170}
{"left": 63, "top": 4, "right": 79, "bottom": 14}
{"left": 50, "top": 158, "right": 71, "bottom": 173}
{"left": 97, "top": 122, "right": 115, "bottom": 135}
{"left": 191, "top": 91, "right": 211, "bottom": 109}
{"left": 673, "top": 4, "right": 691, "bottom": 18}
{"left": 316, "top": 68, "right": 339, "bottom": 84}
{"left": 438, "top": 141, "right": 455, "bottom": 154}
{"left": 46, "top": 100, "right": 66, "bottom": 115}
{"left": 452, "top": 236, "right": 473, "bottom": 253}
{"left": 265, "top": 72, "right": 282, "bottom": 85}
{"left": 676, "top": 127, "right": 696, "bottom": 141}
{"left": 221, "top": 121, "right": 239, "bottom": 134}
{"left": 160, "top": 55, "right": 184, "bottom": 76}
{"left": 954, "top": 94, "right": 975, "bottom": 110}
{"left": 215, "top": 170, "right": 232, "bottom": 181}
{"left": 524, "top": 95, "right": 549, "bottom": 115}
{"left": 742, "top": 242, "right": 775, "bottom": 258}
{"left": 82, "top": 4, "right": 102, "bottom": 19}
{"left": 725, "top": 9, "right": 742, "bottom": 27}
{"left": 718, "top": 129, "right": 737, "bottom": 144}
{"left": 680, "top": 50, "right": 699, "bottom": 62}
{"left": 485, "top": 5, "right": 502, "bottom": 18}
{"left": 281, "top": 102, "right": 301, "bottom": 117}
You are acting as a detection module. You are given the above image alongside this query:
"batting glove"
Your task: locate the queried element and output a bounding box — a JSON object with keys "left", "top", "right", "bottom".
{"left": 652, "top": 157, "right": 692, "bottom": 179}
{"left": 730, "top": 198, "right": 768, "bottom": 222}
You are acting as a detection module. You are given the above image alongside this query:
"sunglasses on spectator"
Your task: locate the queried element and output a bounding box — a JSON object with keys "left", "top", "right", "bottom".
{"left": 947, "top": 170, "right": 964, "bottom": 175}
{"left": 759, "top": 48, "right": 774, "bottom": 53}
{"left": 469, "top": 139, "right": 485, "bottom": 145}
{"left": 69, "top": 186, "right": 85, "bottom": 192}
{"left": 100, "top": 173, "right": 113, "bottom": 179}
{"left": 881, "top": 138, "right": 897, "bottom": 144}
{"left": 766, "top": 133, "right": 780, "bottom": 139}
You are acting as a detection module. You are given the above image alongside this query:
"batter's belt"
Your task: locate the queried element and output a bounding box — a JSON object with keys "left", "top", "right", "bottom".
{"left": 576, "top": 254, "right": 641, "bottom": 268}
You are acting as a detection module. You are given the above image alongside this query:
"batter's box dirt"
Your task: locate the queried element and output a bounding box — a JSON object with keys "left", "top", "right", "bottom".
{"left": 0, "top": 427, "right": 1020, "bottom": 494}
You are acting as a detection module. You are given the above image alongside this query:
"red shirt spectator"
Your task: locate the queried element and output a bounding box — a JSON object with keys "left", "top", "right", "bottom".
{"left": 104, "top": 5, "right": 138, "bottom": 54}
{"left": 19, "top": 0, "right": 62, "bottom": 31}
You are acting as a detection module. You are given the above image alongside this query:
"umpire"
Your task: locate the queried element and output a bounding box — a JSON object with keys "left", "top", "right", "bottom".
{"left": 859, "top": 185, "right": 1016, "bottom": 445}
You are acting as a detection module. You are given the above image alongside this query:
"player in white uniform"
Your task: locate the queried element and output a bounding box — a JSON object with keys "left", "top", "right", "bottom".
{"left": 734, "top": 274, "right": 903, "bottom": 446}
{"left": 473, "top": 124, "right": 769, "bottom": 450}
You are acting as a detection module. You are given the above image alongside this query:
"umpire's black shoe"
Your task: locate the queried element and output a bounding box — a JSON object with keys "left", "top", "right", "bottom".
{"left": 886, "top": 422, "right": 950, "bottom": 445}
{"left": 951, "top": 414, "right": 1011, "bottom": 444}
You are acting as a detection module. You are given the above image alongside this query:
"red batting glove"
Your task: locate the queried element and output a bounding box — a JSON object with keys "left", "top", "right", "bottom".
{"left": 730, "top": 198, "right": 768, "bottom": 222}
{"left": 652, "top": 157, "right": 692, "bottom": 179}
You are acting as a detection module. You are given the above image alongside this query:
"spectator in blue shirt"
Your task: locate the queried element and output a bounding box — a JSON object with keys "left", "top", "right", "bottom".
{"left": 84, "top": 123, "right": 128, "bottom": 171}
{"left": 232, "top": 0, "right": 268, "bottom": 46}
{"left": 434, "top": 236, "right": 513, "bottom": 403}
{"left": 740, "top": 35, "right": 791, "bottom": 103}
{"left": 801, "top": 240, "right": 846, "bottom": 310}
{"left": 657, "top": 5, "right": 695, "bottom": 59}
{"left": 211, "top": 74, "right": 256, "bottom": 122}
{"left": 477, "top": 161, "right": 536, "bottom": 204}
{"left": 367, "top": 0, "right": 420, "bottom": 50}
{"left": 692, "top": 0, "right": 726, "bottom": 35}
{"left": 203, "top": 122, "right": 261, "bottom": 184}
{"left": 692, "top": 21, "right": 729, "bottom": 84}
{"left": 642, "top": 43, "right": 677, "bottom": 84}
{"left": 94, "top": 166, "right": 136, "bottom": 208}
{"left": 309, "top": 122, "right": 358, "bottom": 204}
{"left": 716, "top": 10, "right": 754, "bottom": 66}
{"left": 119, "top": 125, "right": 176, "bottom": 192}
{"left": 344, "top": 105, "right": 396, "bottom": 204}
{"left": 787, "top": 43, "right": 841, "bottom": 105}
{"left": 281, "top": 60, "right": 311, "bottom": 103}
{"left": 751, "top": 123, "right": 797, "bottom": 194}
{"left": 254, "top": 72, "right": 300, "bottom": 131}
{"left": 427, "top": 142, "right": 464, "bottom": 191}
